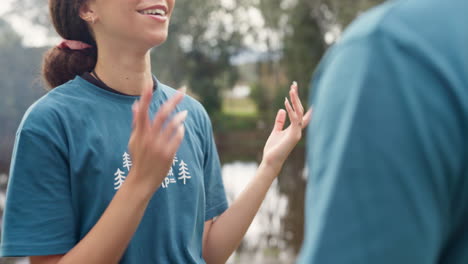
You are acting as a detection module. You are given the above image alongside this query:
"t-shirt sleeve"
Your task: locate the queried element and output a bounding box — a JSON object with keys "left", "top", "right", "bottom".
{"left": 298, "top": 35, "right": 462, "bottom": 263}
{"left": 1, "top": 107, "right": 77, "bottom": 257}
{"left": 199, "top": 108, "right": 229, "bottom": 221}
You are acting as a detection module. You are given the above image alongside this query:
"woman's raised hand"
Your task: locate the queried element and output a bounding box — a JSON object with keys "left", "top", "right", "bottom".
{"left": 127, "top": 85, "right": 187, "bottom": 193}
{"left": 262, "top": 82, "right": 312, "bottom": 172}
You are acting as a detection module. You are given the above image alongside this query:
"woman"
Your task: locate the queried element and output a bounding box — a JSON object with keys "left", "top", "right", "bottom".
{"left": 0, "top": 0, "right": 312, "bottom": 263}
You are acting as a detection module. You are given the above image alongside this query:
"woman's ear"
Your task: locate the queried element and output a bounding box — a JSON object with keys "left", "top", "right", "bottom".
{"left": 79, "top": 1, "right": 98, "bottom": 24}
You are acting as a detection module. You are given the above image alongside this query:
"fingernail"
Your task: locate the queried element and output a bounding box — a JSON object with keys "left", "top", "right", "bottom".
{"left": 292, "top": 81, "right": 297, "bottom": 87}
{"left": 179, "top": 86, "right": 187, "bottom": 94}
{"left": 181, "top": 110, "right": 189, "bottom": 118}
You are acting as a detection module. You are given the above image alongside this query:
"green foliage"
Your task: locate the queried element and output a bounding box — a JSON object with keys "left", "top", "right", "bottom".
{"left": 250, "top": 0, "right": 385, "bottom": 118}
{"left": 212, "top": 112, "right": 258, "bottom": 133}
{"left": 222, "top": 96, "right": 257, "bottom": 116}
{"left": 249, "top": 82, "right": 270, "bottom": 120}
{"left": 282, "top": 0, "right": 325, "bottom": 105}
{"left": 320, "top": 0, "right": 385, "bottom": 27}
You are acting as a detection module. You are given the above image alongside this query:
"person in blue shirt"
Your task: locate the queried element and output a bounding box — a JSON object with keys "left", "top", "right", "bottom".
{"left": 0, "top": 0, "right": 312, "bottom": 263}
{"left": 298, "top": 0, "right": 468, "bottom": 263}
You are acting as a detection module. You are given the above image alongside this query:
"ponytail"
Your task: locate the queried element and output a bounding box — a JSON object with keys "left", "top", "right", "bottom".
{"left": 42, "top": 0, "right": 97, "bottom": 89}
{"left": 42, "top": 46, "right": 97, "bottom": 89}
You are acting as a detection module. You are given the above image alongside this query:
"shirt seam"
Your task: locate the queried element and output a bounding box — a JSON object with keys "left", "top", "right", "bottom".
{"left": 0, "top": 241, "right": 75, "bottom": 257}
{"left": 205, "top": 201, "right": 228, "bottom": 220}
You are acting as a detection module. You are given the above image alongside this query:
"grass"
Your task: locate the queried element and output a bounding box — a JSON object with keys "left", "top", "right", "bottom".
{"left": 222, "top": 97, "right": 258, "bottom": 117}
{"left": 213, "top": 97, "right": 260, "bottom": 132}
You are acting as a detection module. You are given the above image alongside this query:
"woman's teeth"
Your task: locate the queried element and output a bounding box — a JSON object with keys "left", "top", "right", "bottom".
{"left": 139, "top": 9, "right": 166, "bottom": 16}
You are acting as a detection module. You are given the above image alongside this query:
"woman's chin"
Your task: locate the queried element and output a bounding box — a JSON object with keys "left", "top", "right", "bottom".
{"left": 145, "top": 36, "right": 168, "bottom": 49}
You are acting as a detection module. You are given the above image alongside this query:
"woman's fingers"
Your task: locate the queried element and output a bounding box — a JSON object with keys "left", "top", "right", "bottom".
{"left": 132, "top": 101, "right": 138, "bottom": 129}
{"left": 290, "top": 82, "right": 304, "bottom": 116}
{"left": 273, "top": 109, "right": 287, "bottom": 132}
{"left": 160, "top": 110, "right": 188, "bottom": 142}
{"left": 166, "top": 125, "right": 185, "bottom": 155}
{"left": 302, "top": 108, "right": 313, "bottom": 128}
{"left": 284, "top": 97, "right": 299, "bottom": 125}
{"left": 152, "top": 91, "right": 185, "bottom": 133}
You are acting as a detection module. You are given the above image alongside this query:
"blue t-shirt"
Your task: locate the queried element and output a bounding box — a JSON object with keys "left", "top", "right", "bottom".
{"left": 1, "top": 76, "right": 229, "bottom": 263}
{"left": 299, "top": 0, "right": 468, "bottom": 263}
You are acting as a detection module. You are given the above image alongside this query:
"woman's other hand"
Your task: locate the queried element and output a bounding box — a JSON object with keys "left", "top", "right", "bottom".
{"left": 127, "top": 86, "right": 187, "bottom": 194}
{"left": 262, "top": 82, "right": 312, "bottom": 172}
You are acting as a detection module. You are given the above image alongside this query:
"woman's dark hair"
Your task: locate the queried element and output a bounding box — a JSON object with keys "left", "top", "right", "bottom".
{"left": 42, "top": 0, "right": 97, "bottom": 89}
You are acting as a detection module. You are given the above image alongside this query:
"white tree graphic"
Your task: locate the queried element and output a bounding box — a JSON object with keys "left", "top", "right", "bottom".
{"left": 178, "top": 160, "right": 191, "bottom": 184}
{"left": 114, "top": 168, "right": 127, "bottom": 190}
{"left": 123, "top": 152, "right": 132, "bottom": 171}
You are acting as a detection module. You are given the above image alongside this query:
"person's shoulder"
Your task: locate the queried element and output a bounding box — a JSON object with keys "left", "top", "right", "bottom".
{"left": 338, "top": 1, "right": 399, "bottom": 44}
{"left": 334, "top": 0, "right": 417, "bottom": 50}
{"left": 314, "top": 1, "right": 402, "bottom": 74}
{"left": 315, "top": 0, "right": 464, "bottom": 81}
{"left": 157, "top": 82, "right": 215, "bottom": 134}
{"left": 338, "top": 0, "right": 464, "bottom": 49}
{"left": 17, "top": 79, "right": 82, "bottom": 134}
{"left": 158, "top": 82, "right": 210, "bottom": 119}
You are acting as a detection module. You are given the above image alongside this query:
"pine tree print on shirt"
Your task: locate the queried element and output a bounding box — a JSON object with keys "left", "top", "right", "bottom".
{"left": 123, "top": 152, "right": 132, "bottom": 171}
{"left": 114, "top": 152, "right": 132, "bottom": 190}
{"left": 178, "top": 160, "right": 191, "bottom": 184}
{"left": 113, "top": 153, "right": 191, "bottom": 190}
{"left": 114, "top": 168, "right": 126, "bottom": 190}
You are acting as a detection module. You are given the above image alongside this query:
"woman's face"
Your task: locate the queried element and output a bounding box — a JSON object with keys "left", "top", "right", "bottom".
{"left": 83, "top": 0, "right": 176, "bottom": 50}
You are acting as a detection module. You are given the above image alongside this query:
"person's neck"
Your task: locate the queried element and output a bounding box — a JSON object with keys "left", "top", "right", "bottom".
{"left": 93, "top": 39, "right": 153, "bottom": 96}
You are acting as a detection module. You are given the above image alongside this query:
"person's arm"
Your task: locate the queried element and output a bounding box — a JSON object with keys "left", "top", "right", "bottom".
{"left": 202, "top": 83, "right": 312, "bottom": 264}
{"left": 29, "top": 86, "right": 187, "bottom": 264}
{"left": 31, "top": 172, "right": 159, "bottom": 264}
{"left": 297, "top": 35, "right": 463, "bottom": 263}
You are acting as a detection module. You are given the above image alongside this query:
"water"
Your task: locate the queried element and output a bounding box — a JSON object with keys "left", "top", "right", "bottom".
{"left": 222, "top": 162, "right": 294, "bottom": 264}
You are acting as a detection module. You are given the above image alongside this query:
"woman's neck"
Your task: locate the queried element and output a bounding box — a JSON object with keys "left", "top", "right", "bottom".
{"left": 93, "top": 40, "right": 153, "bottom": 96}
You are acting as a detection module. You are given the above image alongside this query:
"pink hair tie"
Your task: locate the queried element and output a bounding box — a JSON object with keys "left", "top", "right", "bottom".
{"left": 57, "top": 39, "right": 93, "bottom": 50}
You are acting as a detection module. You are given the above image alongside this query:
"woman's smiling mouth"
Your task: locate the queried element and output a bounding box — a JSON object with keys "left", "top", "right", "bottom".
{"left": 137, "top": 5, "right": 169, "bottom": 22}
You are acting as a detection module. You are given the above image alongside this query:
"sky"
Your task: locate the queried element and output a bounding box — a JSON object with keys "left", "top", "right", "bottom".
{"left": 0, "top": 0, "right": 12, "bottom": 15}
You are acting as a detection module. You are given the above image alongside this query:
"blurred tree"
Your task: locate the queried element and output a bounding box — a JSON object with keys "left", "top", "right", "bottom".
{"left": 152, "top": 0, "right": 248, "bottom": 114}
{"left": 251, "top": 0, "right": 385, "bottom": 120}
{"left": 313, "top": 0, "right": 385, "bottom": 33}
{"left": 282, "top": 0, "right": 325, "bottom": 102}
